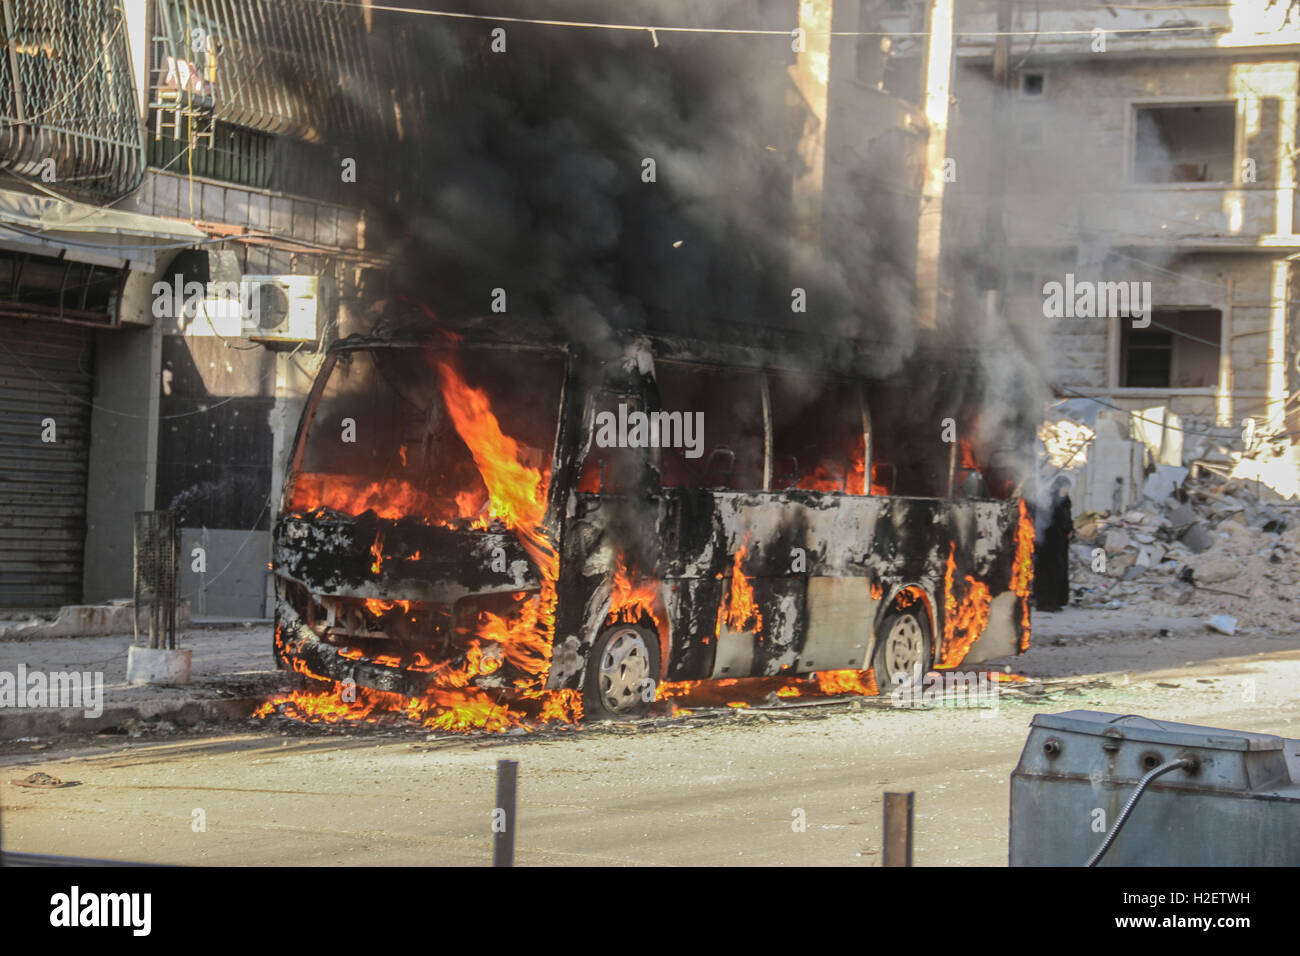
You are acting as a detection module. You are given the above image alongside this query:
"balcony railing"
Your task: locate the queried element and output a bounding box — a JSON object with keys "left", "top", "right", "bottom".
{"left": 150, "top": 0, "right": 400, "bottom": 145}
{"left": 0, "top": 0, "right": 145, "bottom": 200}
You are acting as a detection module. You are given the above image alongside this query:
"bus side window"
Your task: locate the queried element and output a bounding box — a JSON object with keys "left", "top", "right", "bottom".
{"left": 769, "top": 374, "right": 865, "bottom": 494}
{"left": 866, "top": 381, "right": 946, "bottom": 498}
{"left": 656, "top": 362, "right": 764, "bottom": 491}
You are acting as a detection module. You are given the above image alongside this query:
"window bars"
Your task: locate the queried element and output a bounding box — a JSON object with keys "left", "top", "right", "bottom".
{"left": 0, "top": 0, "right": 145, "bottom": 200}
{"left": 150, "top": 0, "right": 392, "bottom": 146}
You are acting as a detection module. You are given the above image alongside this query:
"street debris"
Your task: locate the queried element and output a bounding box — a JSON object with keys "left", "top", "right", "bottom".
{"left": 1207, "top": 615, "right": 1238, "bottom": 636}
{"left": 9, "top": 771, "right": 78, "bottom": 789}
{"left": 1042, "top": 396, "right": 1299, "bottom": 636}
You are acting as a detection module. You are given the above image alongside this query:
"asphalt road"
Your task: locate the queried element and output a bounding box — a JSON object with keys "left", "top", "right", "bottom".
{"left": 3, "top": 611, "right": 1299, "bottom": 866}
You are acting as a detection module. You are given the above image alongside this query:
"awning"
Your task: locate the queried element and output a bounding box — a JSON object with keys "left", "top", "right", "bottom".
{"left": 0, "top": 188, "right": 207, "bottom": 271}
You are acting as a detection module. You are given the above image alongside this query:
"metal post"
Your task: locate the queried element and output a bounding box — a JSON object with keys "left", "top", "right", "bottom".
{"left": 493, "top": 759, "right": 518, "bottom": 867}
{"left": 883, "top": 791, "right": 914, "bottom": 867}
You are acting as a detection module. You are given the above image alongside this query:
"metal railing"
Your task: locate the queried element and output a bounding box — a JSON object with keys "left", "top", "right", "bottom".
{"left": 0, "top": 0, "right": 145, "bottom": 199}
{"left": 150, "top": 0, "right": 400, "bottom": 145}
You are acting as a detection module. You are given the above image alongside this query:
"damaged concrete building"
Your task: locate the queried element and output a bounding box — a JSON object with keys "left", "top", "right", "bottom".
{"left": 927, "top": 0, "right": 1300, "bottom": 506}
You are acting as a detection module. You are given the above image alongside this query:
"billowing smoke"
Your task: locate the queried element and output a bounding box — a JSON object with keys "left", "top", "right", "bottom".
{"left": 325, "top": 2, "right": 919, "bottom": 365}
{"left": 293, "top": 0, "right": 1052, "bottom": 489}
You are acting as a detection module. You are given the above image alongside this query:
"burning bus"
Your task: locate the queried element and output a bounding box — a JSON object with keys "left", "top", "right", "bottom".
{"left": 271, "top": 317, "right": 1035, "bottom": 728}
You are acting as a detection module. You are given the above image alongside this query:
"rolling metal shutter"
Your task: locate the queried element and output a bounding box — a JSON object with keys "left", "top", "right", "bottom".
{"left": 0, "top": 317, "right": 94, "bottom": 607}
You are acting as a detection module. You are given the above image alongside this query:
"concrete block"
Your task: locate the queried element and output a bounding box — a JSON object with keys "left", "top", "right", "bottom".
{"left": 1165, "top": 501, "right": 1198, "bottom": 530}
{"left": 1134, "top": 406, "right": 1184, "bottom": 466}
{"left": 1142, "top": 465, "right": 1188, "bottom": 503}
{"left": 1103, "top": 528, "right": 1131, "bottom": 552}
{"left": 1180, "top": 523, "right": 1215, "bottom": 553}
{"left": 1136, "top": 542, "right": 1166, "bottom": 566}
{"left": 1207, "top": 615, "right": 1237, "bottom": 636}
{"left": 126, "top": 646, "right": 193, "bottom": 686}
{"left": 1193, "top": 557, "right": 1240, "bottom": 584}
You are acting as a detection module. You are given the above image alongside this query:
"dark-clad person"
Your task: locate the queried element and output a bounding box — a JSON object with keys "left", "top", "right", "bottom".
{"left": 1035, "top": 476, "right": 1073, "bottom": 612}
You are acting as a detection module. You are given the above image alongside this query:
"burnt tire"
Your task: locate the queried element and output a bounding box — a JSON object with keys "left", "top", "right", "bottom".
{"left": 871, "top": 605, "right": 932, "bottom": 697}
{"left": 582, "top": 624, "right": 661, "bottom": 720}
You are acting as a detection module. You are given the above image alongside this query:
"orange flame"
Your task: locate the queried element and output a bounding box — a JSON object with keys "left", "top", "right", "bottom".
{"left": 869, "top": 461, "right": 890, "bottom": 496}
{"left": 991, "top": 671, "right": 1028, "bottom": 683}
{"left": 958, "top": 439, "right": 978, "bottom": 471}
{"left": 609, "top": 559, "right": 661, "bottom": 631}
{"left": 655, "top": 668, "right": 880, "bottom": 710}
{"left": 813, "top": 669, "right": 878, "bottom": 696}
{"left": 724, "top": 544, "right": 761, "bottom": 633}
{"left": 264, "top": 332, "right": 574, "bottom": 733}
{"left": 289, "top": 474, "right": 479, "bottom": 523}
{"left": 939, "top": 543, "right": 992, "bottom": 667}
{"left": 848, "top": 446, "right": 866, "bottom": 495}
{"left": 255, "top": 683, "right": 581, "bottom": 733}
{"left": 363, "top": 598, "right": 411, "bottom": 617}
{"left": 434, "top": 355, "right": 555, "bottom": 578}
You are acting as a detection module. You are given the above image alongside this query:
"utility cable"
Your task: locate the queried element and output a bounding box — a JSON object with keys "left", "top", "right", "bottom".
{"left": 1085, "top": 756, "right": 1195, "bottom": 866}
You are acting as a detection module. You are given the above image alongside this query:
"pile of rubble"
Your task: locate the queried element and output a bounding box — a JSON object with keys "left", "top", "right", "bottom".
{"left": 1066, "top": 475, "right": 1300, "bottom": 634}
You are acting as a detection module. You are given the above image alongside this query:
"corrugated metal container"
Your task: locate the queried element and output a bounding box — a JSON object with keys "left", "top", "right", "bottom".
{"left": 1011, "top": 710, "right": 1300, "bottom": 866}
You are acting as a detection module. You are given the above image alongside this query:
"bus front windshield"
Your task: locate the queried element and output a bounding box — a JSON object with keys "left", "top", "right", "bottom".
{"left": 286, "top": 345, "right": 566, "bottom": 529}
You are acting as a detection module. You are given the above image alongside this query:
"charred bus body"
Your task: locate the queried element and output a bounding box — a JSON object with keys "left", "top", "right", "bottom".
{"left": 273, "top": 320, "right": 1034, "bottom": 720}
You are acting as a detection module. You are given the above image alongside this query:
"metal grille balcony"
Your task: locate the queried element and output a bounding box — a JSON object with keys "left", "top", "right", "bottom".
{"left": 151, "top": 0, "right": 398, "bottom": 145}
{"left": 0, "top": 0, "right": 145, "bottom": 200}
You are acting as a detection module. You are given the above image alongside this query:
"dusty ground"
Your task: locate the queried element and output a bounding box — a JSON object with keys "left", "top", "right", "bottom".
{"left": 2, "top": 608, "right": 1298, "bottom": 866}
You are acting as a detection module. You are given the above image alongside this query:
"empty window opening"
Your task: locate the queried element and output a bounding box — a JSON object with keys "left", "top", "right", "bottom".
{"left": 655, "top": 363, "right": 764, "bottom": 491}
{"left": 769, "top": 374, "right": 865, "bottom": 494}
{"left": 1134, "top": 104, "right": 1235, "bottom": 184}
{"left": 1120, "top": 309, "right": 1221, "bottom": 388}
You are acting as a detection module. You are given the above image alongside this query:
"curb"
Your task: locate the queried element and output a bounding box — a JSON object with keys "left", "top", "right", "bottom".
{"left": 0, "top": 697, "right": 261, "bottom": 738}
{"left": 0, "top": 602, "right": 194, "bottom": 642}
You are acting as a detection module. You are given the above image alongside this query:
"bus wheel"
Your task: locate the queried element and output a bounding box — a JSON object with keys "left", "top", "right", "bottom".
{"left": 583, "top": 624, "right": 660, "bottom": 720}
{"left": 871, "top": 606, "right": 931, "bottom": 696}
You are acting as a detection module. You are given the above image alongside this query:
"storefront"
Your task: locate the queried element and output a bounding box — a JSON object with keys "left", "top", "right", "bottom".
{"left": 0, "top": 188, "right": 204, "bottom": 608}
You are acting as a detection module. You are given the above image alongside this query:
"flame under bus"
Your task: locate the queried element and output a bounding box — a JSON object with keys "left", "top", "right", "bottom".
{"left": 272, "top": 326, "right": 1033, "bottom": 724}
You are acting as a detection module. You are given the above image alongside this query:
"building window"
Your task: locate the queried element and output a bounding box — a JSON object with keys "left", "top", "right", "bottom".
{"left": 147, "top": 113, "right": 346, "bottom": 203}
{"left": 1133, "top": 104, "right": 1235, "bottom": 184}
{"left": 1019, "top": 72, "right": 1045, "bottom": 97}
{"left": 855, "top": 0, "right": 922, "bottom": 100}
{"left": 1120, "top": 309, "right": 1221, "bottom": 388}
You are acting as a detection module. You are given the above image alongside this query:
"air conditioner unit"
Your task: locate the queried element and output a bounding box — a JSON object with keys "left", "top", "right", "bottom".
{"left": 241, "top": 275, "right": 320, "bottom": 345}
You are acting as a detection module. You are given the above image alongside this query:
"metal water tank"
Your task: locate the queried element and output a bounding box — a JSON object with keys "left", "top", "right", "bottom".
{"left": 1011, "top": 710, "right": 1300, "bottom": 866}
